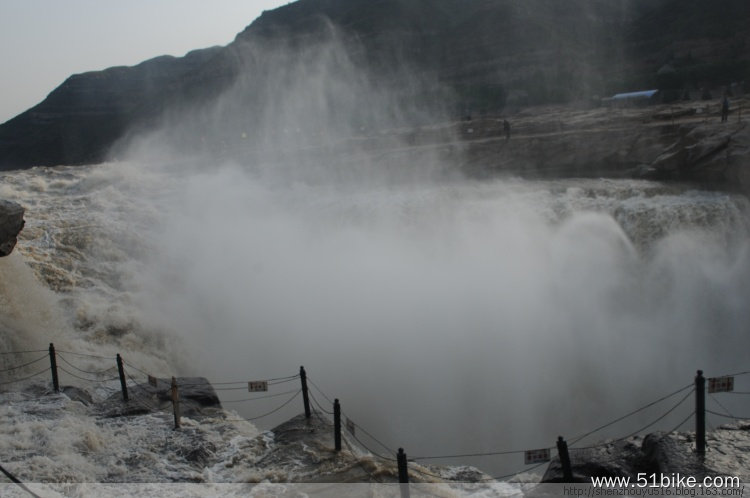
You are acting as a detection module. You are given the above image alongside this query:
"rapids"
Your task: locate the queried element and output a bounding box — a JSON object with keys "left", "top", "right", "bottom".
{"left": 1, "top": 161, "right": 749, "bottom": 477}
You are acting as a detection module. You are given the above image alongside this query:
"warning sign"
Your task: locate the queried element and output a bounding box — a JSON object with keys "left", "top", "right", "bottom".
{"left": 248, "top": 381, "right": 269, "bottom": 392}
{"left": 708, "top": 376, "right": 734, "bottom": 393}
{"left": 524, "top": 448, "right": 551, "bottom": 465}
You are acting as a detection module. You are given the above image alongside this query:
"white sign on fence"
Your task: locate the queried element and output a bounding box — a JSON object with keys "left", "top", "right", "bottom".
{"left": 346, "top": 418, "right": 356, "bottom": 436}
{"left": 148, "top": 375, "right": 157, "bottom": 387}
{"left": 248, "top": 381, "right": 269, "bottom": 392}
{"left": 524, "top": 448, "right": 551, "bottom": 465}
{"left": 708, "top": 376, "right": 734, "bottom": 393}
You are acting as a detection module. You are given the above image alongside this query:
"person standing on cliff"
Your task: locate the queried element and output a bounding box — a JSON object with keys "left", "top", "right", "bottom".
{"left": 721, "top": 94, "right": 730, "bottom": 122}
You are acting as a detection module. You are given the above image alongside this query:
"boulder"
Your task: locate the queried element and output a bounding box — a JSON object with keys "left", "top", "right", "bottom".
{"left": 542, "top": 424, "right": 750, "bottom": 483}
{"left": 542, "top": 438, "right": 652, "bottom": 483}
{"left": 0, "top": 200, "right": 24, "bottom": 256}
{"left": 641, "top": 431, "right": 707, "bottom": 480}
{"left": 100, "top": 376, "right": 222, "bottom": 418}
{"left": 256, "top": 413, "right": 493, "bottom": 483}
{"left": 648, "top": 122, "right": 750, "bottom": 188}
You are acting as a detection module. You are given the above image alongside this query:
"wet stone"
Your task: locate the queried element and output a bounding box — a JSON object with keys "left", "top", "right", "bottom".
{"left": 0, "top": 200, "right": 24, "bottom": 257}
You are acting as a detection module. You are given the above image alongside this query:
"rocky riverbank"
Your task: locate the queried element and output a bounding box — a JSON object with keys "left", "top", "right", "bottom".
{"left": 2, "top": 375, "right": 748, "bottom": 488}
{"left": 0, "top": 379, "right": 491, "bottom": 485}
{"left": 542, "top": 423, "right": 750, "bottom": 484}
{"left": 449, "top": 96, "right": 750, "bottom": 190}
{"left": 297, "top": 94, "right": 750, "bottom": 193}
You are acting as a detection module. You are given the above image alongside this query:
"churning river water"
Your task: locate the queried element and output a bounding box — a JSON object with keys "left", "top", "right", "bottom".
{"left": 1, "top": 160, "right": 750, "bottom": 478}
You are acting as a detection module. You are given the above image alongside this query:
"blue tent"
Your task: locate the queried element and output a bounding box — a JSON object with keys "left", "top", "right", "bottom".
{"left": 611, "top": 90, "right": 659, "bottom": 100}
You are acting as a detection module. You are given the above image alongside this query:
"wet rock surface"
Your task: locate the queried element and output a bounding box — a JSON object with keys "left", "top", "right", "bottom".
{"left": 542, "top": 438, "right": 653, "bottom": 483}
{"left": 0, "top": 200, "right": 24, "bottom": 256}
{"left": 542, "top": 424, "right": 750, "bottom": 483}
{"left": 250, "top": 413, "right": 382, "bottom": 482}
{"left": 99, "top": 376, "right": 222, "bottom": 419}
{"left": 2, "top": 380, "right": 486, "bottom": 484}
{"left": 3, "top": 377, "right": 748, "bottom": 485}
{"left": 249, "top": 413, "right": 493, "bottom": 483}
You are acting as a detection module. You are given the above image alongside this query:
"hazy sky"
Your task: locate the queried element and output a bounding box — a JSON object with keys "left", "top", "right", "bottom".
{"left": 0, "top": 0, "right": 290, "bottom": 123}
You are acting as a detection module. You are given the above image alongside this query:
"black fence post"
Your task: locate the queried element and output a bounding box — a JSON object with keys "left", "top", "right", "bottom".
{"left": 171, "top": 376, "right": 181, "bottom": 429}
{"left": 557, "top": 436, "right": 573, "bottom": 482}
{"left": 116, "top": 354, "right": 128, "bottom": 402}
{"left": 300, "top": 366, "right": 311, "bottom": 419}
{"left": 48, "top": 343, "right": 59, "bottom": 393}
{"left": 334, "top": 399, "right": 342, "bottom": 452}
{"left": 397, "top": 447, "right": 409, "bottom": 482}
{"left": 397, "top": 447, "right": 410, "bottom": 498}
{"left": 695, "top": 370, "right": 705, "bottom": 457}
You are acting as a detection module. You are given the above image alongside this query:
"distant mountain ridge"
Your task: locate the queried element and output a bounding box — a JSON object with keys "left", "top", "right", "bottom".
{"left": 0, "top": 0, "right": 747, "bottom": 169}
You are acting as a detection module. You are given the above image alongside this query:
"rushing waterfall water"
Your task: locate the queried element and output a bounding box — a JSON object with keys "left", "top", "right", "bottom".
{"left": 1, "top": 160, "right": 749, "bottom": 478}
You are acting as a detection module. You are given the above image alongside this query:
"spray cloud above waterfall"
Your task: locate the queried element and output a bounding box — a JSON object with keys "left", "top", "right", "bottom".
{"left": 117, "top": 19, "right": 458, "bottom": 185}
{"left": 1, "top": 0, "right": 750, "bottom": 480}
{"left": 90, "top": 17, "right": 750, "bottom": 475}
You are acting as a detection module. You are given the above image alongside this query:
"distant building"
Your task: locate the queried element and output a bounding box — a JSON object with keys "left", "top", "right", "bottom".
{"left": 602, "top": 90, "right": 660, "bottom": 107}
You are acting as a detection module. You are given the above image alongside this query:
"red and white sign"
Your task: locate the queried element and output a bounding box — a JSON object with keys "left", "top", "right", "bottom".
{"left": 248, "top": 381, "right": 269, "bottom": 392}
{"left": 708, "top": 376, "right": 734, "bottom": 393}
{"left": 524, "top": 448, "right": 551, "bottom": 465}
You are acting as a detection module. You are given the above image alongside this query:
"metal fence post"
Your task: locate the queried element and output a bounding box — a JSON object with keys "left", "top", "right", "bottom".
{"left": 334, "top": 399, "right": 341, "bottom": 451}
{"left": 171, "top": 376, "right": 181, "bottom": 429}
{"left": 116, "top": 354, "right": 128, "bottom": 402}
{"left": 48, "top": 343, "right": 59, "bottom": 393}
{"left": 695, "top": 370, "right": 705, "bottom": 456}
{"left": 557, "top": 436, "right": 573, "bottom": 482}
{"left": 300, "top": 366, "right": 311, "bottom": 419}
{"left": 397, "top": 447, "right": 410, "bottom": 498}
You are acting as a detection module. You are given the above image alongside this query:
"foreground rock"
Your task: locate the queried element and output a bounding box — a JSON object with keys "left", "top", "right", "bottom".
{"left": 1, "top": 380, "right": 487, "bottom": 485}
{"left": 0, "top": 200, "right": 24, "bottom": 256}
{"left": 542, "top": 423, "right": 750, "bottom": 483}
{"left": 99, "top": 376, "right": 222, "bottom": 418}
{"left": 249, "top": 413, "right": 491, "bottom": 483}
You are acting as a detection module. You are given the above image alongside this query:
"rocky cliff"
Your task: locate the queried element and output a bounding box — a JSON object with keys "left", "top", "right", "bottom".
{"left": 0, "top": 0, "right": 748, "bottom": 170}
{"left": 0, "top": 47, "right": 237, "bottom": 168}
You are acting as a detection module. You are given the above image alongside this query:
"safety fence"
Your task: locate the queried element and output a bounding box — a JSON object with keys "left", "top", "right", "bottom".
{"left": 299, "top": 368, "right": 750, "bottom": 490}
{"left": 1, "top": 344, "right": 750, "bottom": 490}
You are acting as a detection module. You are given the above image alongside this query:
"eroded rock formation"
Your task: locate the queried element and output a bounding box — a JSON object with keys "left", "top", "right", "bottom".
{"left": 0, "top": 200, "right": 24, "bottom": 257}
